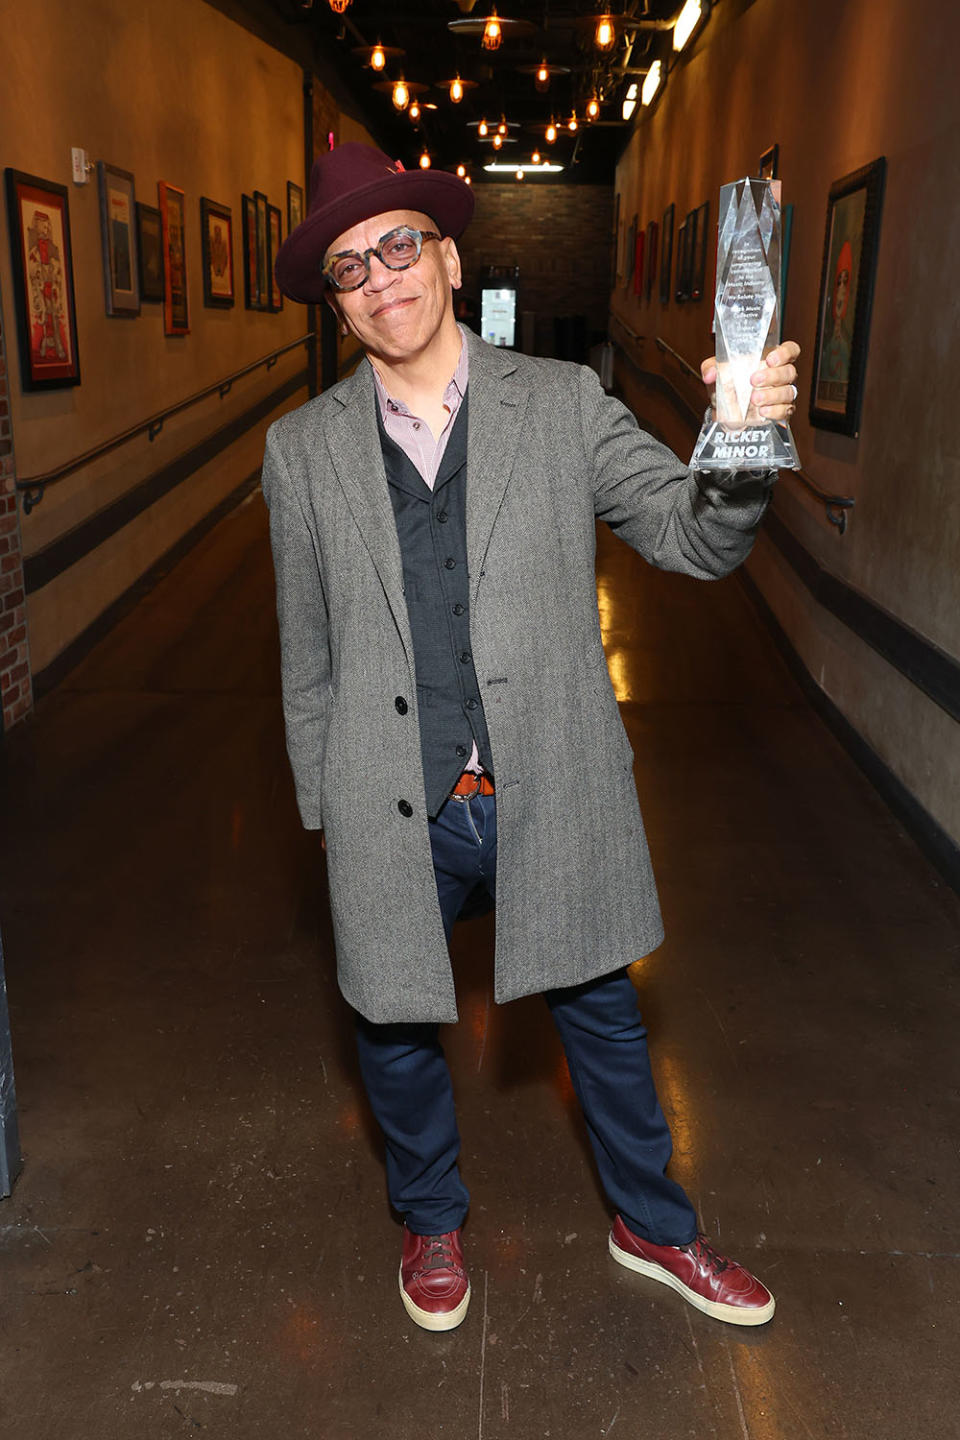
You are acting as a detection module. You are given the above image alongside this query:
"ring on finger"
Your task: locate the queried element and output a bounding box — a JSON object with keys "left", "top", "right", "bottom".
{"left": 788, "top": 382, "right": 798, "bottom": 402}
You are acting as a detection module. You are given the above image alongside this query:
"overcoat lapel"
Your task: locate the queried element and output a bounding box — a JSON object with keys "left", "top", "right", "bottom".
{"left": 323, "top": 359, "right": 412, "bottom": 651}
{"left": 464, "top": 331, "right": 529, "bottom": 602}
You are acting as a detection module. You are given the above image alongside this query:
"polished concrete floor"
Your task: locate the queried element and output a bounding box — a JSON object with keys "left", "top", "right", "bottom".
{"left": 2, "top": 490, "right": 959, "bottom": 1439}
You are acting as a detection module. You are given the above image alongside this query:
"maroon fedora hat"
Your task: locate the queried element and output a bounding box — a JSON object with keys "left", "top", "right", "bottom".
{"left": 275, "top": 143, "right": 475, "bottom": 304}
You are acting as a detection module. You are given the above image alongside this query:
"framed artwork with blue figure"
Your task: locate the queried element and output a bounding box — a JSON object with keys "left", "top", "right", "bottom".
{"left": 810, "top": 158, "right": 885, "bottom": 436}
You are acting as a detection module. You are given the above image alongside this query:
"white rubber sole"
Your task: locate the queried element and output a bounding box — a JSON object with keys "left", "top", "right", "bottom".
{"left": 608, "top": 1235, "right": 776, "bottom": 1327}
{"left": 399, "top": 1270, "right": 472, "bottom": 1332}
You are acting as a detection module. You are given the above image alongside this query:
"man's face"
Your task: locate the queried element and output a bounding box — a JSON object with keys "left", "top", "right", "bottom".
{"left": 325, "top": 209, "right": 461, "bottom": 364}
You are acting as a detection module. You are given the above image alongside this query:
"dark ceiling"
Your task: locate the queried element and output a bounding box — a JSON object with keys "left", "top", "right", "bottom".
{"left": 263, "top": 1, "right": 697, "bottom": 185}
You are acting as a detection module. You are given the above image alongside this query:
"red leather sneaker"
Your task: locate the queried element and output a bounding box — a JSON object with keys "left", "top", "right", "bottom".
{"left": 399, "top": 1227, "right": 471, "bottom": 1332}
{"left": 609, "top": 1216, "right": 775, "bottom": 1326}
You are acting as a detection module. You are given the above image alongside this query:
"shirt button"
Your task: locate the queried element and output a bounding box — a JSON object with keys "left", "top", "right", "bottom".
{"left": 452, "top": 603, "right": 465, "bottom": 615}
{"left": 460, "top": 652, "right": 471, "bottom": 664}
{"left": 412, "top": 422, "right": 421, "bottom": 430}
{"left": 397, "top": 799, "right": 413, "bottom": 817}
{"left": 466, "top": 699, "right": 478, "bottom": 711}
{"left": 456, "top": 745, "right": 468, "bottom": 758}
{"left": 395, "top": 696, "right": 408, "bottom": 715}
{"left": 444, "top": 557, "right": 456, "bottom": 570}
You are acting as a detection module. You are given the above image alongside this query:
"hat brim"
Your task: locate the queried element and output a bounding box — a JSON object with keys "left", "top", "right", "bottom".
{"left": 275, "top": 170, "right": 475, "bottom": 304}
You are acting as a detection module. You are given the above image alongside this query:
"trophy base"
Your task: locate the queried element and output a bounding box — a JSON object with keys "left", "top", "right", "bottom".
{"left": 691, "top": 419, "right": 800, "bottom": 472}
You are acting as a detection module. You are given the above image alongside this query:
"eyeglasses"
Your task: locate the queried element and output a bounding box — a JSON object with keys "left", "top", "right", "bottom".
{"left": 323, "top": 225, "right": 441, "bottom": 292}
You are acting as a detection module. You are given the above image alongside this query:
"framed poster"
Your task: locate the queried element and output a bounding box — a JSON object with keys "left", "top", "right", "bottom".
{"left": 625, "top": 213, "right": 637, "bottom": 293}
{"left": 242, "top": 194, "right": 260, "bottom": 308}
{"left": 136, "top": 202, "right": 164, "bottom": 302}
{"left": 254, "top": 191, "right": 270, "bottom": 311}
{"left": 97, "top": 162, "right": 139, "bottom": 315}
{"left": 158, "top": 181, "right": 189, "bottom": 334}
{"left": 4, "top": 168, "right": 81, "bottom": 390}
{"left": 633, "top": 225, "right": 644, "bottom": 298}
{"left": 644, "top": 219, "right": 658, "bottom": 303}
{"left": 810, "top": 157, "right": 886, "bottom": 436}
{"left": 200, "top": 197, "right": 234, "bottom": 308}
{"left": 268, "top": 203, "right": 283, "bottom": 312}
{"left": 659, "top": 203, "right": 674, "bottom": 305}
{"left": 287, "top": 180, "right": 304, "bottom": 234}
{"left": 612, "top": 191, "right": 621, "bottom": 287}
{"left": 675, "top": 212, "right": 694, "bottom": 303}
{"left": 691, "top": 200, "right": 710, "bottom": 302}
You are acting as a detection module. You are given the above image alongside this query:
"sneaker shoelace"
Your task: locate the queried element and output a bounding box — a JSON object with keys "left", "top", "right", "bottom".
{"left": 686, "top": 1235, "right": 730, "bottom": 1275}
{"left": 420, "top": 1235, "right": 457, "bottom": 1272}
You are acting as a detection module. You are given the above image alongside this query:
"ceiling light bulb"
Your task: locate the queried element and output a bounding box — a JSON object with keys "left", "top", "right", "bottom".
{"left": 567, "top": 112, "right": 578, "bottom": 132}
{"left": 498, "top": 118, "right": 508, "bottom": 136}
{"left": 450, "top": 77, "right": 464, "bottom": 102}
{"left": 464, "top": 175, "right": 472, "bottom": 185}
{"left": 545, "top": 121, "right": 557, "bottom": 143}
{"left": 587, "top": 95, "right": 600, "bottom": 120}
{"left": 642, "top": 60, "right": 662, "bottom": 105}
{"left": 457, "top": 164, "right": 467, "bottom": 178}
{"left": 492, "top": 133, "right": 503, "bottom": 150}
{"left": 516, "top": 169, "right": 524, "bottom": 181}
{"left": 419, "top": 150, "right": 431, "bottom": 169}
{"left": 392, "top": 79, "right": 409, "bottom": 110}
{"left": 531, "top": 149, "right": 541, "bottom": 165}
{"left": 328, "top": 0, "right": 351, "bottom": 13}
{"left": 537, "top": 63, "right": 549, "bottom": 83}
{"left": 370, "top": 44, "right": 386, "bottom": 71}
{"left": 409, "top": 100, "right": 421, "bottom": 120}
{"left": 674, "top": 0, "right": 702, "bottom": 51}
{"left": 595, "top": 16, "right": 615, "bottom": 51}
{"left": 482, "top": 11, "right": 502, "bottom": 50}
{"left": 478, "top": 118, "right": 489, "bottom": 137}
{"left": 535, "top": 61, "right": 550, "bottom": 93}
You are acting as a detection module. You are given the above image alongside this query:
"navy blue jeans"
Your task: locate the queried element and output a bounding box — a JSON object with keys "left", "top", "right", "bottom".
{"left": 354, "top": 791, "right": 697, "bottom": 1245}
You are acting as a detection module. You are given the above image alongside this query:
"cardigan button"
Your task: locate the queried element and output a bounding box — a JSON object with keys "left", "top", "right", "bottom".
{"left": 395, "top": 696, "right": 408, "bottom": 715}
{"left": 397, "top": 799, "right": 413, "bottom": 817}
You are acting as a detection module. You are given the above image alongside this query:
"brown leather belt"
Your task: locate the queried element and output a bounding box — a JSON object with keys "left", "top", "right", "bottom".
{"left": 449, "top": 770, "right": 495, "bottom": 798}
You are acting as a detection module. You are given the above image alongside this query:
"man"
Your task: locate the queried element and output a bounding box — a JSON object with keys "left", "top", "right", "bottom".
{"left": 266, "top": 144, "right": 799, "bottom": 1334}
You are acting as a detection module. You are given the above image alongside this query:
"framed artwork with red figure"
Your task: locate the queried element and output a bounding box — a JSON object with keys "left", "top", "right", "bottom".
{"left": 158, "top": 181, "right": 189, "bottom": 334}
{"left": 4, "top": 168, "right": 81, "bottom": 390}
{"left": 200, "top": 197, "right": 234, "bottom": 308}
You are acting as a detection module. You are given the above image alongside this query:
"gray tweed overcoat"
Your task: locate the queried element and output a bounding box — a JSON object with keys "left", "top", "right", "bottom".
{"left": 261, "top": 329, "right": 770, "bottom": 1024}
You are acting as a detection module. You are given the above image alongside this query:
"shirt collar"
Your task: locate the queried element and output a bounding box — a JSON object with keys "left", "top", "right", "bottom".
{"left": 372, "top": 324, "right": 470, "bottom": 420}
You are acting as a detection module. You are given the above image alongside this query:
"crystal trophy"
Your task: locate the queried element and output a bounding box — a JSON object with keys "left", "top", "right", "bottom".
{"left": 691, "top": 177, "right": 800, "bottom": 472}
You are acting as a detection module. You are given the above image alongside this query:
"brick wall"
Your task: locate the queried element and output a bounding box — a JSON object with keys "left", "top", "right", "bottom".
{"left": 457, "top": 183, "right": 614, "bottom": 353}
{"left": 0, "top": 302, "right": 31, "bottom": 734}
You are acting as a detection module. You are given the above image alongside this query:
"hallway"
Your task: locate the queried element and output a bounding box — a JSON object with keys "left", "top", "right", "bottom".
{"left": 1, "top": 487, "right": 958, "bottom": 1440}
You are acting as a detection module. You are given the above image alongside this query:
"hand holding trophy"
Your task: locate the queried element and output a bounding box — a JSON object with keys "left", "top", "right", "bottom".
{"left": 692, "top": 177, "right": 800, "bottom": 472}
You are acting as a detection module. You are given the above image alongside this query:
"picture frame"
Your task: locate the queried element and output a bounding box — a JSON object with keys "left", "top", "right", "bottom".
{"left": 691, "top": 199, "right": 710, "bottom": 302}
{"left": 625, "top": 213, "right": 637, "bottom": 293}
{"left": 136, "top": 202, "right": 164, "bottom": 302}
{"left": 254, "top": 190, "right": 270, "bottom": 312}
{"left": 633, "top": 224, "right": 644, "bottom": 298}
{"left": 759, "top": 143, "right": 779, "bottom": 181}
{"left": 200, "top": 197, "right": 234, "bottom": 308}
{"left": 287, "top": 180, "right": 304, "bottom": 234}
{"left": 675, "top": 209, "right": 696, "bottom": 303}
{"left": 612, "top": 191, "right": 621, "bottom": 287}
{"left": 97, "top": 161, "right": 139, "bottom": 316}
{"left": 268, "top": 204, "right": 283, "bottom": 312}
{"left": 158, "top": 180, "right": 189, "bottom": 335}
{"left": 4, "top": 167, "right": 81, "bottom": 390}
{"left": 242, "top": 194, "right": 259, "bottom": 308}
{"left": 810, "top": 156, "right": 886, "bottom": 436}
{"left": 644, "top": 219, "right": 658, "bottom": 303}
{"left": 659, "top": 203, "right": 674, "bottom": 305}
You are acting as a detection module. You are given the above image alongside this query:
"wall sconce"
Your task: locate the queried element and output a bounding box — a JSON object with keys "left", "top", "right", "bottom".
{"left": 642, "top": 60, "right": 662, "bottom": 105}
{"left": 482, "top": 10, "right": 502, "bottom": 50}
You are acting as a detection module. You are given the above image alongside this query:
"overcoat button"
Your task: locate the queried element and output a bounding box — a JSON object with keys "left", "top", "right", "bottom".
{"left": 395, "top": 696, "right": 408, "bottom": 714}
{"left": 398, "top": 799, "right": 413, "bottom": 817}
